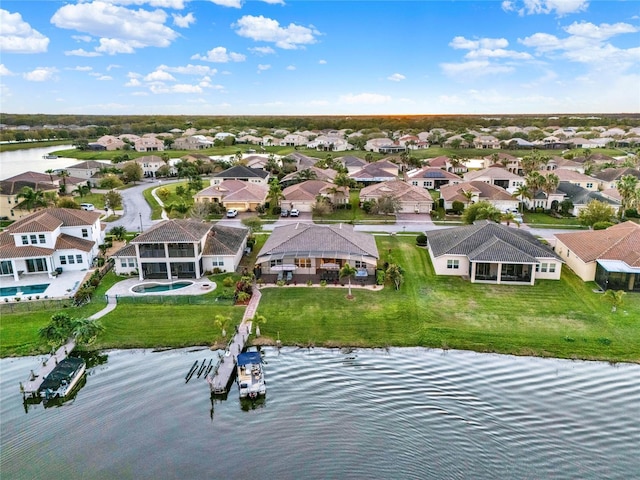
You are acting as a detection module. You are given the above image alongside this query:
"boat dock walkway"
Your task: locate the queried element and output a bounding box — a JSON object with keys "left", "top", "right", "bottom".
{"left": 207, "top": 289, "right": 261, "bottom": 395}
{"left": 20, "top": 340, "right": 76, "bottom": 398}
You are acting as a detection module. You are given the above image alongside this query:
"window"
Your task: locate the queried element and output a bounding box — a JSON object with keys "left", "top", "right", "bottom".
{"left": 26, "top": 258, "right": 47, "bottom": 272}
{"left": 120, "top": 259, "right": 127, "bottom": 268}
{"left": 354, "top": 261, "right": 367, "bottom": 269}
{"left": 39, "top": 234, "right": 46, "bottom": 244}
{"left": 60, "top": 256, "right": 67, "bottom": 265}
{"left": 76, "top": 255, "right": 83, "bottom": 264}
{"left": 270, "top": 259, "right": 283, "bottom": 268}
{"left": 540, "top": 263, "right": 548, "bottom": 273}
{"left": 68, "top": 256, "right": 75, "bottom": 264}
{"left": 412, "top": 181, "right": 418, "bottom": 186}
{"left": 586, "top": 183, "right": 593, "bottom": 189}
{"left": 21, "top": 235, "right": 28, "bottom": 245}
{"left": 128, "top": 259, "right": 137, "bottom": 268}
{"left": 549, "top": 263, "right": 556, "bottom": 273}
{"left": 295, "top": 258, "right": 311, "bottom": 268}
{"left": 82, "top": 229, "right": 88, "bottom": 238}
{"left": 447, "top": 259, "right": 459, "bottom": 269}
{"left": 211, "top": 257, "right": 224, "bottom": 266}
{"left": 0, "top": 261, "right": 13, "bottom": 275}
{"left": 30, "top": 235, "right": 37, "bottom": 244}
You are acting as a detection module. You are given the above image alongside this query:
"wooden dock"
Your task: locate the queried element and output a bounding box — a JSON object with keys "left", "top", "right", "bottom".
{"left": 207, "top": 288, "right": 261, "bottom": 395}
{"left": 20, "top": 340, "right": 76, "bottom": 398}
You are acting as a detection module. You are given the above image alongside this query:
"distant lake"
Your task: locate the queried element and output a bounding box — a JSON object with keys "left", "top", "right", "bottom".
{"left": 0, "top": 145, "right": 76, "bottom": 180}
{"left": 1, "top": 347, "right": 638, "bottom": 479}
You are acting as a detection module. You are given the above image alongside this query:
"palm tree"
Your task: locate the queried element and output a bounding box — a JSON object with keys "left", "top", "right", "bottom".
{"left": 39, "top": 313, "right": 104, "bottom": 349}
{"left": 461, "top": 189, "right": 474, "bottom": 206}
{"left": 616, "top": 175, "right": 639, "bottom": 217}
{"left": 45, "top": 168, "right": 56, "bottom": 183}
{"left": 109, "top": 225, "right": 127, "bottom": 241}
{"left": 339, "top": 263, "right": 357, "bottom": 298}
{"left": 604, "top": 289, "right": 626, "bottom": 312}
{"left": 253, "top": 314, "right": 267, "bottom": 337}
{"left": 16, "top": 186, "right": 45, "bottom": 211}
{"left": 385, "top": 263, "right": 404, "bottom": 290}
{"left": 267, "top": 179, "right": 284, "bottom": 214}
{"left": 73, "top": 184, "right": 91, "bottom": 198}
{"left": 293, "top": 169, "right": 318, "bottom": 182}
{"left": 57, "top": 170, "right": 70, "bottom": 194}
{"left": 513, "top": 184, "right": 532, "bottom": 213}
{"left": 214, "top": 314, "right": 229, "bottom": 338}
{"left": 543, "top": 173, "right": 560, "bottom": 196}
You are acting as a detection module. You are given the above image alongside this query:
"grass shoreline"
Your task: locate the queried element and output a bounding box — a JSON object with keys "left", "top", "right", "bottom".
{"left": 1, "top": 237, "right": 638, "bottom": 363}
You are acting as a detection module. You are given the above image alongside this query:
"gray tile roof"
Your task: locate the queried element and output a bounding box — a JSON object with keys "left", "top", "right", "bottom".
{"left": 111, "top": 243, "right": 136, "bottom": 257}
{"left": 204, "top": 225, "right": 248, "bottom": 256}
{"left": 556, "top": 182, "right": 620, "bottom": 206}
{"left": 257, "top": 223, "right": 379, "bottom": 262}
{"left": 427, "top": 220, "right": 560, "bottom": 263}
{"left": 213, "top": 165, "right": 269, "bottom": 179}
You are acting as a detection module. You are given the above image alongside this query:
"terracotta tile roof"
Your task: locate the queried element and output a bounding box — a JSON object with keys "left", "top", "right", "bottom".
{"left": 194, "top": 180, "right": 267, "bottom": 203}
{"left": 111, "top": 243, "right": 136, "bottom": 257}
{"left": 440, "top": 181, "right": 514, "bottom": 203}
{"left": 5, "top": 208, "right": 100, "bottom": 233}
{"left": 283, "top": 180, "right": 335, "bottom": 201}
{"left": 555, "top": 221, "right": 640, "bottom": 266}
{"left": 280, "top": 166, "right": 337, "bottom": 183}
{"left": 0, "top": 179, "right": 58, "bottom": 195}
{"left": 407, "top": 166, "right": 461, "bottom": 180}
{"left": 0, "top": 241, "right": 55, "bottom": 259}
{"left": 464, "top": 167, "right": 522, "bottom": 182}
{"left": 360, "top": 180, "right": 433, "bottom": 203}
{"left": 55, "top": 233, "right": 95, "bottom": 252}
{"left": 132, "top": 219, "right": 212, "bottom": 243}
{"left": 592, "top": 168, "right": 640, "bottom": 183}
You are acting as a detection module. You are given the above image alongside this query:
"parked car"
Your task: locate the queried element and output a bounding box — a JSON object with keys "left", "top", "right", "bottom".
{"left": 281, "top": 209, "right": 289, "bottom": 217}
{"left": 290, "top": 209, "right": 299, "bottom": 217}
{"left": 80, "top": 203, "right": 95, "bottom": 211}
{"left": 226, "top": 209, "right": 238, "bottom": 218}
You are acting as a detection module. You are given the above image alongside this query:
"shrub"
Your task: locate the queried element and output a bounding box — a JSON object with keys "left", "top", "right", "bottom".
{"left": 625, "top": 208, "right": 638, "bottom": 218}
{"left": 593, "top": 221, "right": 614, "bottom": 230}
{"left": 222, "top": 276, "right": 235, "bottom": 288}
{"left": 416, "top": 234, "right": 427, "bottom": 246}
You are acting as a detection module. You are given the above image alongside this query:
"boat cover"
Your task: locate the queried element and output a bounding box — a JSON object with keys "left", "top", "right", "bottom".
{"left": 39, "top": 357, "right": 85, "bottom": 392}
{"left": 237, "top": 351, "right": 261, "bottom": 366}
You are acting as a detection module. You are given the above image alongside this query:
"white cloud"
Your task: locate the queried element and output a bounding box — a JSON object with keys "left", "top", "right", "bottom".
{"left": 51, "top": 2, "right": 179, "bottom": 55}
{"left": 465, "top": 48, "right": 533, "bottom": 60}
{"left": 125, "top": 77, "right": 143, "bottom": 87}
{"left": 209, "top": 0, "right": 242, "bottom": 7}
{"left": 261, "top": 0, "right": 285, "bottom": 4}
{"left": 112, "top": 0, "right": 187, "bottom": 8}
{"left": 144, "top": 69, "right": 176, "bottom": 82}
{"left": 69, "top": 66, "right": 93, "bottom": 71}
{"left": 150, "top": 83, "right": 203, "bottom": 94}
{"left": 564, "top": 21, "right": 639, "bottom": 40}
{"left": 339, "top": 93, "right": 391, "bottom": 105}
{"left": 0, "top": 9, "right": 49, "bottom": 53}
{"left": 249, "top": 46, "right": 276, "bottom": 55}
{"left": 0, "top": 64, "right": 14, "bottom": 76}
{"left": 72, "top": 35, "right": 93, "bottom": 43}
{"left": 106, "top": 64, "right": 121, "bottom": 71}
{"left": 257, "top": 64, "right": 271, "bottom": 73}
{"left": 504, "top": 0, "right": 589, "bottom": 16}
{"left": 441, "top": 60, "right": 514, "bottom": 77}
{"left": 286, "top": 65, "right": 296, "bottom": 71}
{"left": 173, "top": 13, "right": 195, "bottom": 28}
{"left": 191, "top": 46, "right": 246, "bottom": 62}
{"left": 96, "top": 75, "right": 113, "bottom": 81}
{"left": 158, "top": 64, "right": 217, "bottom": 75}
{"left": 23, "top": 67, "right": 57, "bottom": 82}
{"left": 450, "top": 36, "right": 509, "bottom": 50}
{"left": 387, "top": 73, "right": 406, "bottom": 82}
{"left": 65, "top": 49, "right": 102, "bottom": 57}
{"left": 318, "top": 59, "right": 327, "bottom": 64}
{"left": 233, "top": 15, "right": 319, "bottom": 50}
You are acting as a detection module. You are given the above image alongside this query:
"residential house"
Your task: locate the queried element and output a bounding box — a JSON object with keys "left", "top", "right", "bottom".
{"left": 307, "top": 135, "right": 352, "bottom": 152}
{"left": 337, "top": 155, "right": 368, "bottom": 175}
{"left": 365, "top": 137, "right": 395, "bottom": 153}
{"left": 281, "top": 180, "right": 348, "bottom": 212}
{"left": 542, "top": 169, "right": 599, "bottom": 191}
{"left": 554, "top": 222, "right": 640, "bottom": 291}
{"left": 359, "top": 180, "right": 433, "bottom": 214}
{"left": 255, "top": 223, "right": 379, "bottom": 281}
{"left": 545, "top": 156, "right": 585, "bottom": 173}
{"left": 280, "top": 134, "right": 309, "bottom": 147}
{"left": 65, "top": 160, "right": 109, "bottom": 186}
{"left": 90, "top": 135, "right": 125, "bottom": 151}
{"left": 0, "top": 208, "right": 104, "bottom": 281}
{"left": 463, "top": 167, "right": 525, "bottom": 192}
{"left": 349, "top": 160, "right": 399, "bottom": 185}
{"left": 211, "top": 165, "right": 270, "bottom": 186}
{"left": 549, "top": 181, "right": 620, "bottom": 216}
{"left": 428, "top": 156, "right": 467, "bottom": 174}
{"left": 235, "top": 134, "right": 263, "bottom": 145}
{"left": 133, "top": 155, "right": 166, "bottom": 178}
{"left": 443, "top": 135, "right": 472, "bottom": 149}
{"left": 280, "top": 166, "right": 337, "bottom": 187}
{"left": 193, "top": 179, "right": 267, "bottom": 212}
{"left": 439, "top": 181, "right": 519, "bottom": 212}
{"left": 473, "top": 135, "right": 500, "bottom": 149}
{"left": 407, "top": 166, "right": 462, "bottom": 190}
{"left": 592, "top": 168, "right": 640, "bottom": 190}
{"left": 426, "top": 220, "right": 562, "bottom": 285}
{"left": 172, "top": 135, "right": 214, "bottom": 150}
{"left": 0, "top": 172, "right": 59, "bottom": 220}
{"left": 112, "top": 219, "right": 248, "bottom": 279}
{"left": 134, "top": 136, "right": 164, "bottom": 153}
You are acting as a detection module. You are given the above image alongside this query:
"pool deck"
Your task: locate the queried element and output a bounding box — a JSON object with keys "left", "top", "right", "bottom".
{"left": 104, "top": 278, "right": 217, "bottom": 298}
{"left": 0, "top": 271, "right": 88, "bottom": 302}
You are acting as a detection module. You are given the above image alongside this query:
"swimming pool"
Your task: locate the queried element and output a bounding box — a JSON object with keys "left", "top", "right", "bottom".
{"left": 131, "top": 281, "right": 193, "bottom": 294}
{"left": 0, "top": 283, "right": 50, "bottom": 297}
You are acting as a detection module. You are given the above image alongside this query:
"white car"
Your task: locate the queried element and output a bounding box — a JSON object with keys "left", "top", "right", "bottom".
{"left": 226, "top": 209, "right": 238, "bottom": 218}
{"left": 80, "top": 203, "right": 95, "bottom": 211}
{"left": 290, "top": 209, "right": 299, "bottom": 217}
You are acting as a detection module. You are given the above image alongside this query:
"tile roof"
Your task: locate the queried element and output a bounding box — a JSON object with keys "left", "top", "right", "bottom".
{"left": 427, "top": 220, "right": 560, "bottom": 263}
{"left": 194, "top": 180, "right": 267, "bottom": 202}
{"left": 556, "top": 182, "right": 620, "bottom": 206}
{"left": 5, "top": 208, "right": 100, "bottom": 233}
{"left": 213, "top": 164, "right": 269, "bottom": 179}
{"left": 555, "top": 221, "right": 640, "bottom": 266}
{"left": 407, "top": 166, "right": 461, "bottom": 180}
{"left": 0, "top": 179, "right": 58, "bottom": 195}
{"left": 55, "top": 233, "right": 95, "bottom": 252}
{"left": 283, "top": 180, "right": 335, "bottom": 201}
{"left": 257, "top": 223, "right": 379, "bottom": 262}
{"left": 111, "top": 243, "right": 136, "bottom": 257}
{"left": 132, "top": 219, "right": 212, "bottom": 243}
{"left": 464, "top": 167, "right": 522, "bottom": 181}
{"left": 203, "top": 225, "right": 248, "bottom": 256}
{"left": 592, "top": 168, "right": 640, "bottom": 183}
{"left": 360, "top": 180, "right": 434, "bottom": 202}
{"left": 440, "top": 181, "right": 514, "bottom": 202}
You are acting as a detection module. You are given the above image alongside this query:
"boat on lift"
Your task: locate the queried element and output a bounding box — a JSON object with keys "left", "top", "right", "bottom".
{"left": 236, "top": 349, "right": 266, "bottom": 399}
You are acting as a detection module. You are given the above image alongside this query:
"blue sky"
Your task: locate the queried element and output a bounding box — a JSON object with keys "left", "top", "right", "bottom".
{"left": 1, "top": 0, "right": 638, "bottom": 116}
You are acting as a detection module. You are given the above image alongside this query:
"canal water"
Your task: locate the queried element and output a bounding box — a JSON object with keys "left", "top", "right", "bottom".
{"left": 0, "top": 145, "right": 75, "bottom": 180}
{"left": 1, "top": 347, "right": 638, "bottom": 479}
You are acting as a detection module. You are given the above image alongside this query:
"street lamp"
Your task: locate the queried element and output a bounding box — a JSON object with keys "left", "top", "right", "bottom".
{"left": 139, "top": 213, "right": 143, "bottom": 232}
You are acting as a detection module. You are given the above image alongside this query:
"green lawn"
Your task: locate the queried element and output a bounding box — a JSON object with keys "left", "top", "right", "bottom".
{"left": 2, "top": 237, "right": 638, "bottom": 362}
{"left": 523, "top": 212, "right": 584, "bottom": 227}
{"left": 313, "top": 190, "right": 396, "bottom": 223}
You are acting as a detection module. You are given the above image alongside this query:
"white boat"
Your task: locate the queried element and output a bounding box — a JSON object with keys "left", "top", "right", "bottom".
{"left": 236, "top": 349, "right": 266, "bottom": 399}
{"left": 42, "top": 154, "right": 59, "bottom": 159}
{"left": 38, "top": 357, "right": 86, "bottom": 400}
